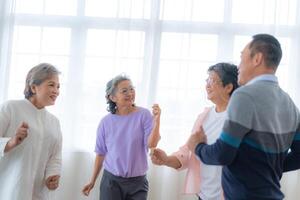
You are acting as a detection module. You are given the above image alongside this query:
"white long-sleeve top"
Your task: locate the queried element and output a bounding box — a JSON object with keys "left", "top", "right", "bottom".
{"left": 0, "top": 99, "right": 62, "bottom": 200}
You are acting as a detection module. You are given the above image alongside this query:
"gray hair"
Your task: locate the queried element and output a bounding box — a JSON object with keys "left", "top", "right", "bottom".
{"left": 105, "top": 74, "right": 131, "bottom": 114}
{"left": 24, "top": 63, "right": 60, "bottom": 99}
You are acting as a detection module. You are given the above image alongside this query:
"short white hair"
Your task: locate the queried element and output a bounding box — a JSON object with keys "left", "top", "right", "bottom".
{"left": 24, "top": 63, "right": 60, "bottom": 99}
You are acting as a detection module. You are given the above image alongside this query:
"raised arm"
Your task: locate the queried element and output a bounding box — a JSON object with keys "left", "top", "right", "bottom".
{"left": 148, "top": 104, "right": 161, "bottom": 148}
{"left": 4, "top": 122, "right": 29, "bottom": 153}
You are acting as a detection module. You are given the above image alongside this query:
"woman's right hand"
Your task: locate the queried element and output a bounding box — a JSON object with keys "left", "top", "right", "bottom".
{"left": 82, "top": 182, "right": 95, "bottom": 196}
{"left": 82, "top": 155, "right": 104, "bottom": 196}
{"left": 151, "top": 148, "right": 168, "bottom": 165}
{"left": 4, "top": 122, "right": 28, "bottom": 152}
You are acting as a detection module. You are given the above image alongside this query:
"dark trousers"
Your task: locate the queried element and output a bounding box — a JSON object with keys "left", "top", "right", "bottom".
{"left": 100, "top": 169, "right": 148, "bottom": 200}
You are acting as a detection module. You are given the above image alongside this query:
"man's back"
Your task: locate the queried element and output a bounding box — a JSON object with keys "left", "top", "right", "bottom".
{"left": 222, "top": 79, "right": 300, "bottom": 199}
{"left": 189, "top": 34, "right": 300, "bottom": 200}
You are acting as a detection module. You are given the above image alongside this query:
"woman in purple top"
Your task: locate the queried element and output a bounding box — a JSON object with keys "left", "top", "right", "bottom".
{"left": 82, "top": 74, "right": 161, "bottom": 200}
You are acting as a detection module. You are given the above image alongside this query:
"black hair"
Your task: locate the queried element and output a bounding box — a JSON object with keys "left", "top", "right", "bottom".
{"left": 208, "top": 63, "right": 239, "bottom": 96}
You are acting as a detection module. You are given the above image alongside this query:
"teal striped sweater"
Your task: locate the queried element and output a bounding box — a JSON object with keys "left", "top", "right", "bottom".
{"left": 195, "top": 79, "right": 300, "bottom": 200}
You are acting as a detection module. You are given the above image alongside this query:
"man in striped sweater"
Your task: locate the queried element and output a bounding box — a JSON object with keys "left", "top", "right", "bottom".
{"left": 187, "top": 34, "right": 300, "bottom": 200}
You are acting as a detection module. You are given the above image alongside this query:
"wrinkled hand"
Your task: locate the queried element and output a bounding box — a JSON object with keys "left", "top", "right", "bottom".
{"left": 152, "top": 104, "right": 161, "bottom": 121}
{"left": 151, "top": 148, "right": 168, "bottom": 166}
{"left": 6, "top": 122, "right": 29, "bottom": 151}
{"left": 82, "top": 182, "right": 95, "bottom": 196}
{"left": 45, "top": 175, "right": 60, "bottom": 190}
{"left": 187, "top": 126, "right": 207, "bottom": 152}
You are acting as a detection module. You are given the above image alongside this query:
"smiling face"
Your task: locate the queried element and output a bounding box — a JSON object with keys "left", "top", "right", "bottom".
{"left": 30, "top": 75, "right": 60, "bottom": 109}
{"left": 110, "top": 80, "right": 135, "bottom": 108}
{"left": 205, "top": 71, "right": 233, "bottom": 105}
{"left": 206, "top": 72, "right": 224, "bottom": 101}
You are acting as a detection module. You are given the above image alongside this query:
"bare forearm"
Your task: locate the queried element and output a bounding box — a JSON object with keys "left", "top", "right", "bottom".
{"left": 165, "top": 155, "right": 182, "bottom": 169}
{"left": 90, "top": 155, "right": 104, "bottom": 183}
{"left": 148, "top": 119, "right": 160, "bottom": 148}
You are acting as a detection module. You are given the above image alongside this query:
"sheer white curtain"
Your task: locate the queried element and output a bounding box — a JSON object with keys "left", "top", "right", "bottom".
{"left": 1, "top": 0, "right": 300, "bottom": 199}
{"left": 0, "top": 0, "right": 15, "bottom": 102}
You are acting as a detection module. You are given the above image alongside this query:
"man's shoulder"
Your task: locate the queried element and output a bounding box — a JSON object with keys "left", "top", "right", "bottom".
{"left": 232, "top": 81, "right": 273, "bottom": 100}
{"left": 235, "top": 83, "right": 258, "bottom": 93}
{"left": 231, "top": 85, "right": 256, "bottom": 102}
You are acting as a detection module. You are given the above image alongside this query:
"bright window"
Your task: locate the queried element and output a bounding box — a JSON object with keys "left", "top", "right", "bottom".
{"left": 7, "top": 0, "right": 299, "bottom": 152}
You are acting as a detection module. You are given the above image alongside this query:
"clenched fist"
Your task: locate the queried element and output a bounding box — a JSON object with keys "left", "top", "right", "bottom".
{"left": 152, "top": 104, "right": 161, "bottom": 121}
{"left": 82, "top": 182, "right": 95, "bottom": 196}
{"left": 5, "top": 122, "right": 29, "bottom": 152}
{"left": 46, "top": 175, "right": 60, "bottom": 190}
{"left": 151, "top": 148, "right": 168, "bottom": 166}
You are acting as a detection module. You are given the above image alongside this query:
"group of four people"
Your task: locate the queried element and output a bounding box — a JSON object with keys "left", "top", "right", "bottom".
{"left": 0, "top": 33, "right": 299, "bottom": 200}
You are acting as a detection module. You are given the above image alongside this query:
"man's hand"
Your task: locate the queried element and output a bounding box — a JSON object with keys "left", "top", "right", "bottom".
{"left": 5, "top": 122, "right": 29, "bottom": 152}
{"left": 187, "top": 126, "right": 207, "bottom": 152}
{"left": 45, "top": 175, "right": 60, "bottom": 190}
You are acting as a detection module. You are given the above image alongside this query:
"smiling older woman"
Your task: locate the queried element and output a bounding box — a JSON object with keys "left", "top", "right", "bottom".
{"left": 0, "top": 63, "right": 62, "bottom": 200}
{"left": 82, "top": 74, "right": 161, "bottom": 200}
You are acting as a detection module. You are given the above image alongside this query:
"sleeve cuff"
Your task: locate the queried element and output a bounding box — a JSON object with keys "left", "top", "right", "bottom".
{"left": 0, "top": 137, "right": 11, "bottom": 157}
{"left": 172, "top": 144, "right": 190, "bottom": 170}
{"left": 173, "top": 153, "right": 186, "bottom": 170}
{"left": 45, "top": 169, "right": 61, "bottom": 179}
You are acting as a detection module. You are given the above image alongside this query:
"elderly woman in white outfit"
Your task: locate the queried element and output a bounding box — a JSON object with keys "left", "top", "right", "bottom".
{"left": 151, "top": 63, "right": 238, "bottom": 200}
{"left": 0, "top": 63, "right": 62, "bottom": 200}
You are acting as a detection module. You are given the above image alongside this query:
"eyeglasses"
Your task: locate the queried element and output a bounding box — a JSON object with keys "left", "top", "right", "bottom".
{"left": 118, "top": 86, "right": 135, "bottom": 95}
{"left": 205, "top": 78, "right": 222, "bottom": 85}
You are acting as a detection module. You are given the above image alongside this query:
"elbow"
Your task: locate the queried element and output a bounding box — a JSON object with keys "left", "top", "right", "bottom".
{"left": 216, "top": 153, "right": 235, "bottom": 165}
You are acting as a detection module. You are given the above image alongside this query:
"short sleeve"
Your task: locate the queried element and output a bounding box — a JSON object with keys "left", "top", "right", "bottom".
{"left": 95, "top": 119, "right": 108, "bottom": 155}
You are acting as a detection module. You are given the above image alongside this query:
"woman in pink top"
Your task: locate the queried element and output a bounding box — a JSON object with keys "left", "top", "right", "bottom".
{"left": 151, "top": 63, "right": 238, "bottom": 200}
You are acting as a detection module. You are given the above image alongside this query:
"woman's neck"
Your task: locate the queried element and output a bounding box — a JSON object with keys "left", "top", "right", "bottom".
{"left": 215, "top": 99, "right": 228, "bottom": 113}
{"left": 28, "top": 98, "right": 44, "bottom": 109}
{"left": 116, "top": 105, "right": 135, "bottom": 115}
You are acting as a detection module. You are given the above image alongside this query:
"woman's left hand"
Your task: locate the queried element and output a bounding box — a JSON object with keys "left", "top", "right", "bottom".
{"left": 45, "top": 175, "right": 60, "bottom": 190}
